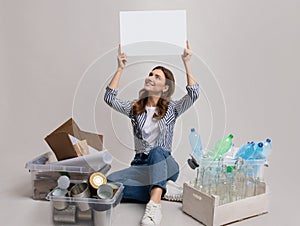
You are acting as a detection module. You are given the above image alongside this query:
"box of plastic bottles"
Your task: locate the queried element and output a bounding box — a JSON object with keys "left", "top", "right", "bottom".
{"left": 182, "top": 158, "right": 269, "bottom": 226}
{"left": 46, "top": 182, "right": 124, "bottom": 226}
{"left": 25, "top": 152, "right": 109, "bottom": 200}
{"left": 182, "top": 181, "right": 268, "bottom": 226}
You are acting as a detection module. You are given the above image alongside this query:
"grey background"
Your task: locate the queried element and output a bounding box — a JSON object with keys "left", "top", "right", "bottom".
{"left": 1, "top": 0, "right": 299, "bottom": 225}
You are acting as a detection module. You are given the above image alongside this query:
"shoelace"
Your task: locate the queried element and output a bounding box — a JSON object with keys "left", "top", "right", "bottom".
{"left": 144, "top": 203, "right": 159, "bottom": 221}
{"left": 163, "top": 182, "right": 183, "bottom": 202}
{"left": 163, "top": 193, "right": 183, "bottom": 202}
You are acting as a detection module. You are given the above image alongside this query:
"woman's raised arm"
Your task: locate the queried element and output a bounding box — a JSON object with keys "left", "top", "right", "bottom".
{"left": 181, "top": 40, "right": 197, "bottom": 86}
{"left": 108, "top": 44, "right": 127, "bottom": 90}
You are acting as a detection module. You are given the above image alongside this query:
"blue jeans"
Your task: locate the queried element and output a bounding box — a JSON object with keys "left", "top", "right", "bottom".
{"left": 107, "top": 146, "right": 179, "bottom": 203}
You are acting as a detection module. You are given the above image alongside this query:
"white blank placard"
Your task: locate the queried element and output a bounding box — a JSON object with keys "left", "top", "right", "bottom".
{"left": 120, "top": 10, "right": 187, "bottom": 56}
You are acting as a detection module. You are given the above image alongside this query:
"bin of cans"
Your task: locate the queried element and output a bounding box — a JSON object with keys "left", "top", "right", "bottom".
{"left": 46, "top": 182, "right": 124, "bottom": 226}
{"left": 25, "top": 152, "right": 110, "bottom": 200}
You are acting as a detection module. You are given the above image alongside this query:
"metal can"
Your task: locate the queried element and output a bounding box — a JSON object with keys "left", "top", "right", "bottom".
{"left": 70, "top": 182, "right": 91, "bottom": 211}
{"left": 106, "top": 182, "right": 119, "bottom": 197}
{"left": 76, "top": 208, "right": 92, "bottom": 221}
{"left": 97, "top": 184, "right": 114, "bottom": 200}
{"left": 89, "top": 172, "right": 107, "bottom": 189}
{"left": 51, "top": 188, "right": 69, "bottom": 210}
{"left": 93, "top": 209, "right": 109, "bottom": 226}
{"left": 53, "top": 205, "right": 76, "bottom": 223}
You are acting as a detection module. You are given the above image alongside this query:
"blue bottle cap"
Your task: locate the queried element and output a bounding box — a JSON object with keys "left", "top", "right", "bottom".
{"left": 191, "top": 128, "right": 195, "bottom": 132}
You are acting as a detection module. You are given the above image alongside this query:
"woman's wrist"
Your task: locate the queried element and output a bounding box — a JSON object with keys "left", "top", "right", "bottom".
{"left": 117, "top": 67, "right": 124, "bottom": 73}
{"left": 183, "top": 61, "right": 191, "bottom": 72}
{"left": 183, "top": 60, "right": 190, "bottom": 65}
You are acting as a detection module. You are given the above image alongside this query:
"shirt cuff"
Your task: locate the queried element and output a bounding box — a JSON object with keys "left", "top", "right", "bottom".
{"left": 186, "top": 83, "right": 199, "bottom": 91}
{"left": 106, "top": 86, "right": 118, "bottom": 95}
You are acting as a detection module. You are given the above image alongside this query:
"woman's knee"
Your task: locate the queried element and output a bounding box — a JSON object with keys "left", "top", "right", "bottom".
{"left": 167, "top": 156, "right": 179, "bottom": 180}
{"left": 148, "top": 147, "right": 166, "bottom": 161}
{"left": 168, "top": 170, "right": 179, "bottom": 182}
{"left": 107, "top": 171, "right": 124, "bottom": 183}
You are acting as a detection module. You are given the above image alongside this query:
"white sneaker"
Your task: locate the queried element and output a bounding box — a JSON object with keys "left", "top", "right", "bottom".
{"left": 140, "top": 200, "right": 162, "bottom": 226}
{"left": 162, "top": 181, "right": 183, "bottom": 202}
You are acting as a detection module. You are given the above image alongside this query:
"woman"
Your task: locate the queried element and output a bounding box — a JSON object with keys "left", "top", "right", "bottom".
{"left": 104, "top": 41, "right": 199, "bottom": 226}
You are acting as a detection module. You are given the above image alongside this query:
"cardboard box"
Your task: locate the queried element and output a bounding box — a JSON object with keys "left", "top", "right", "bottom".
{"left": 182, "top": 181, "right": 269, "bottom": 226}
{"left": 44, "top": 118, "right": 103, "bottom": 161}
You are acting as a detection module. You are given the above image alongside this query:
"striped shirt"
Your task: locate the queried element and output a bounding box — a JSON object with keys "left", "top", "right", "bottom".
{"left": 104, "top": 83, "right": 200, "bottom": 154}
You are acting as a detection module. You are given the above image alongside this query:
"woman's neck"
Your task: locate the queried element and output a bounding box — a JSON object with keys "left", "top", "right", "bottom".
{"left": 146, "top": 96, "right": 160, "bottom": 107}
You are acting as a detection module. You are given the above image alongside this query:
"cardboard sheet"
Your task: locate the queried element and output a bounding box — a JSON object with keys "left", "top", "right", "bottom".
{"left": 44, "top": 118, "right": 103, "bottom": 161}
{"left": 52, "top": 149, "right": 113, "bottom": 171}
{"left": 120, "top": 10, "right": 187, "bottom": 56}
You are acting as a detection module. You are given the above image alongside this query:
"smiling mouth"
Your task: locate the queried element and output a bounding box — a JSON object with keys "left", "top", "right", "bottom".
{"left": 145, "top": 81, "right": 155, "bottom": 86}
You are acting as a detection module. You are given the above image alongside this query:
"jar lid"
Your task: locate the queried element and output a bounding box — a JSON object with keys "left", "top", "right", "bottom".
{"left": 89, "top": 172, "right": 107, "bottom": 189}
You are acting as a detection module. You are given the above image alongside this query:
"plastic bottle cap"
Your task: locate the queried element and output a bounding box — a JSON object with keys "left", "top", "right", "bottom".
{"left": 57, "top": 175, "right": 70, "bottom": 190}
{"left": 266, "top": 138, "right": 271, "bottom": 143}
{"left": 226, "top": 166, "right": 234, "bottom": 172}
{"left": 191, "top": 128, "right": 195, "bottom": 132}
{"left": 228, "top": 134, "right": 233, "bottom": 139}
{"left": 258, "top": 142, "right": 263, "bottom": 147}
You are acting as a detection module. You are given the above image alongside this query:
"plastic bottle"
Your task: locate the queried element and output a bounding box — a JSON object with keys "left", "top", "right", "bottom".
{"left": 233, "top": 164, "right": 247, "bottom": 200}
{"left": 216, "top": 165, "right": 230, "bottom": 204}
{"left": 250, "top": 142, "right": 264, "bottom": 159}
{"left": 245, "top": 165, "right": 256, "bottom": 197}
{"left": 202, "top": 167, "right": 215, "bottom": 195}
{"left": 261, "top": 138, "right": 272, "bottom": 158}
{"left": 189, "top": 128, "right": 203, "bottom": 161}
{"left": 240, "top": 142, "right": 255, "bottom": 160}
{"left": 208, "top": 134, "right": 234, "bottom": 160}
{"left": 234, "top": 142, "right": 252, "bottom": 159}
{"left": 226, "top": 166, "right": 235, "bottom": 202}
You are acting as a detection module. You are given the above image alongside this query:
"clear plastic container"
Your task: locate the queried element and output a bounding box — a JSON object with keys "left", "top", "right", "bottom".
{"left": 199, "top": 157, "right": 267, "bottom": 180}
{"left": 194, "top": 157, "right": 268, "bottom": 201}
{"left": 46, "top": 182, "right": 124, "bottom": 226}
{"left": 25, "top": 152, "right": 110, "bottom": 200}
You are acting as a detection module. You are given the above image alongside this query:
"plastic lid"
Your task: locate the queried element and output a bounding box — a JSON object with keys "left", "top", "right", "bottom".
{"left": 57, "top": 175, "right": 70, "bottom": 190}
{"left": 226, "top": 166, "right": 234, "bottom": 172}
{"left": 258, "top": 142, "right": 263, "bottom": 147}
{"left": 266, "top": 138, "right": 271, "bottom": 143}
{"left": 52, "top": 188, "right": 68, "bottom": 197}
{"left": 191, "top": 128, "right": 195, "bottom": 132}
{"left": 103, "top": 152, "right": 113, "bottom": 164}
{"left": 228, "top": 134, "right": 233, "bottom": 139}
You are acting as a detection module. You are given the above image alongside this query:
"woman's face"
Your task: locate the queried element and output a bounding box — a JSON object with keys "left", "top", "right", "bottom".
{"left": 144, "top": 69, "right": 169, "bottom": 96}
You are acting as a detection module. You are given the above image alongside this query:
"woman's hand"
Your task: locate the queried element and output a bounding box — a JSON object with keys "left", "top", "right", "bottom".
{"left": 108, "top": 44, "right": 127, "bottom": 89}
{"left": 117, "top": 44, "right": 127, "bottom": 70}
{"left": 181, "top": 40, "right": 192, "bottom": 63}
{"left": 181, "top": 41, "right": 197, "bottom": 86}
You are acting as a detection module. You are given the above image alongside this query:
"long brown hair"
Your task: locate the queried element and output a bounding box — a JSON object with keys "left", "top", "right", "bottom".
{"left": 132, "top": 66, "right": 175, "bottom": 119}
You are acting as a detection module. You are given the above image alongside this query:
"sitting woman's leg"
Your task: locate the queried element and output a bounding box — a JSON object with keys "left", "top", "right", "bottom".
{"left": 147, "top": 147, "right": 179, "bottom": 200}
{"left": 107, "top": 165, "right": 150, "bottom": 203}
{"left": 140, "top": 147, "right": 179, "bottom": 226}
